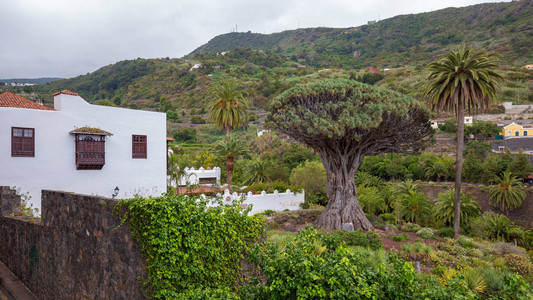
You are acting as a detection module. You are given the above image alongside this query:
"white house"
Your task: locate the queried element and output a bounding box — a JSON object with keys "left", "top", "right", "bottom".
{"left": 0, "top": 91, "right": 167, "bottom": 212}
{"left": 430, "top": 116, "right": 473, "bottom": 129}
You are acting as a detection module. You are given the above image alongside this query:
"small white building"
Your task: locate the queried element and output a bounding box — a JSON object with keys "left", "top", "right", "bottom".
{"left": 168, "top": 167, "right": 221, "bottom": 187}
{"left": 0, "top": 91, "right": 167, "bottom": 211}
{"left": 430, "top": 116, "right": 473, "bottom": 129}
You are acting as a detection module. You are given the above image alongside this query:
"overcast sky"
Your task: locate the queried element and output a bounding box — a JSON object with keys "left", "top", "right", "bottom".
{"left": 1, "top": 0, "right": 509, "bottom": 79}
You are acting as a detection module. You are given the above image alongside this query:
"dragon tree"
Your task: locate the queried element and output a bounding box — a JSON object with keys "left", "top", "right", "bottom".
{"left": 267, "top": 79, "right": 432, "bottom": 230}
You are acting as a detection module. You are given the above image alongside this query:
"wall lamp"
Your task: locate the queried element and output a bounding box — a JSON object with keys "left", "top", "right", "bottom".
{"left": 112, "top": 186, "right": 120, "bottom": 199}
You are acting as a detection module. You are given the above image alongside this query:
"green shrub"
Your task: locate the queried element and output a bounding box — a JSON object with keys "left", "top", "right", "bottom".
{"left": 438, "top": 227, "right": 455, "bottom": 238}
{"left": 416, "top": 228, "right": 435, "bottom": 239}
{"left": 115, "top": 193, "right": 265, "bottom": 299}
{"left": 366, "top": 231, "right": 384, "bottom": 250}
{"left": 242, "top": 180, "right": 301, "bottom": 194}
{"left": 504, "top": 254, "right": 533, "bottom": 280}
{"left": 400, "top": 223, "right": 422, "bottom": 232}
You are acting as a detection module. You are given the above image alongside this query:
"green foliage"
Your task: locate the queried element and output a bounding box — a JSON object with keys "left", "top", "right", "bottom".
{"left": 438, "top": 119, "right": 457, "bottom": 133}
{"left": 439, "top": 227, "right": 456, "bottom": 238}
{"left": 507, "top": 150, "right": 533, "bottom": 179}
{"left": 465, "top": 120, "right": 501, "bottom": 138}
{"left": 329, "top": 229, "right": 384, "bottom": 250}
{"left": 416, "top": 228, "right": 435, "bottom": 239}
{"left": 245, "top": 226, "right": 445, "bottom": 299}
{"left": 115, "top": 193, "right": 265, "bottom": 299}
{"left": 353, "top": 72, "right": 385, "bottom": 85}
{"left": 433, "top": 189, "right": 481, "bottom": 226}
{"left": 489, "top": 171, "right": 526, "bottom": 211}
{"left": 207, "top": 77, "right": 249, "bottom": 134}
{"left": 470, "top": 212, "right": 518, "bottom": 242}
{"left": 242, "top": 180, "right": 301, "bottom": 194}
{"left": 290, "top": 160, "right": 327, "bottom": 205}
{"left": 173, "top": 128, "right": 197, "bottom": 143}
{"left": 190, "top": 115, "right": 206, "bottom": 124}
{"left": 399, "top": 189, "right": 433, "bottom": 224}
{"left": 269, "top": 79, "right": 428, "bottom": 143}
{"left": 212, "top": 134, "right": 249, "bottom": 186}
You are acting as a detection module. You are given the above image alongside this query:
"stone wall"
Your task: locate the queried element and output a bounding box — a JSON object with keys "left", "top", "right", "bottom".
{"left": 0, "top": 187, "right": 147, "bottom": 300}
{"left": 422, "top": 182, "right": 533, "bottom": 226}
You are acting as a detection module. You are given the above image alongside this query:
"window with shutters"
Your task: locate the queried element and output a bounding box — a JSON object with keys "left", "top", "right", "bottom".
{"left": 132, "top": 135, "right": 147, "bottom": 158}
{"left": 74, "top": 135, "right": 106, "bottom": 170}
{"left": 12, "top": 127, "right": 34, "bottom": 157}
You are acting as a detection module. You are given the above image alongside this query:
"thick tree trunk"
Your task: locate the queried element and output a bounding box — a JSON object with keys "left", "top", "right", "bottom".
{"left": 454, "top": 100, "right": 465, "bottom": 239}
{"left": 317, "top": 155, "right": 373, "bottom": 231}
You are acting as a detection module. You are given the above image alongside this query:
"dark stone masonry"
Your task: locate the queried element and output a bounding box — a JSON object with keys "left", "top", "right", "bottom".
{"left": 0, "top": 187, "right": 147, "bottom": 300}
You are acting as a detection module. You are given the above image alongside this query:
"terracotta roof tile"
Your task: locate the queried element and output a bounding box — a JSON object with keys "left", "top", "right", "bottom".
{"left": 0, "top": 92, "right": 54, "bottom": 111}
{"left": 52, "top": 90, "right": 79, "bottom": 96}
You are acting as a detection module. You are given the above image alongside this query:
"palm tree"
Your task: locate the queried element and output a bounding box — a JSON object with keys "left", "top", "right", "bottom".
{"left": 242, "top": 155, "right": 271, "bottom": 185}
{"left": 167, "top": 151, "right": 190, "bottom": 188}
{"left": 425, "top": 46, "right": 503, "bottom": 238}
{"left": 212, "top": 135, "right": 249, "bottom": 187}
{"left": 433, "top": 189, "right": 481, "bottom": 226}
{"left": 488, "top": 171, "right": 526, "bottom": 211}
{"left": 399, "top": 190, "right": 433, "bottom": 224}
{"left": 207, "top": 77, "right": 249, "bottom": 136}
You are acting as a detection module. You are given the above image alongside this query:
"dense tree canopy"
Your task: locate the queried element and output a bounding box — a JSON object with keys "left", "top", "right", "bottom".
{"left": 267, "top": 79, "right": 432, "bottom": 230}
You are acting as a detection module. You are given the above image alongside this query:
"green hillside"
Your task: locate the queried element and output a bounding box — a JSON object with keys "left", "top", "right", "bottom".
{"left": 30, "top": 0, "right": 532, "bottom": 114}
{"left": 192, "top": 0, "right": 532, "bottom": 68}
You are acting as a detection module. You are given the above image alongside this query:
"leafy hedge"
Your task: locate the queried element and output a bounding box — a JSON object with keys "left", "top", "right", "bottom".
{"left": 115, "top": 194, "right": 265, "bottom": 299}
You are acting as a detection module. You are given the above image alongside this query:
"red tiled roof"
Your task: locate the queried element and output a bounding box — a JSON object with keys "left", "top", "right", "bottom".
{"left": 0, "top": 92, "right": 54, "bottom": 111}
{"left": 52, "top": 90, "right": 79, "bottom": 96}
{"left": 167, "top": 137, "right": 175, "bottom": 142}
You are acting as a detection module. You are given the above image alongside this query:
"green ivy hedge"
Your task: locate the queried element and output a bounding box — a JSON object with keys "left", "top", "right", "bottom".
{"left": 115, "top": 193, "right": 265, "bottom": 299}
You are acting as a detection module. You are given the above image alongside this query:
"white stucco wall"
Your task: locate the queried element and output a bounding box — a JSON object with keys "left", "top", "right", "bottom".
{"left": 168, "top": 167, "right": 221, "bottom": 186}
{"left": 0, "top": 93, "right": 167, "bottom": 212}
{"left": 205, "top": 189, "right": 305, "bottom": 214}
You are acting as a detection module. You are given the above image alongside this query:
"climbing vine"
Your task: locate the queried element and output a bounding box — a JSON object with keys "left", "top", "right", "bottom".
{"left": 115, "top": 193, "right": 265, "bottom": 299}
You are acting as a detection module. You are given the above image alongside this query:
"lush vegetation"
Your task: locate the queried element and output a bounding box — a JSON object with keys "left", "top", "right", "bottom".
{"left": 115, "top": 193, "right": 264, "bottom": 299}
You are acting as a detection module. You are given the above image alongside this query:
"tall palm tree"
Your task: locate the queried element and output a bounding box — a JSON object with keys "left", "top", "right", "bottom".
{"left": 207, "top": 77, "right": 249, "bottom": 136}
{"left": 425, "top": 46, "right": 503, "bottom": 238}
{"left": 489, "top": 171, "right": 526, "bottom": 211}
{"left": 212, "top": 135, "right": 249, "bottom": 187}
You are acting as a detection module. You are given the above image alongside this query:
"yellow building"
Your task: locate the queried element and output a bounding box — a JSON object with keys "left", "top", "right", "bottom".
{"left": 502, "top": 122, "right": 533, "bottom": 137}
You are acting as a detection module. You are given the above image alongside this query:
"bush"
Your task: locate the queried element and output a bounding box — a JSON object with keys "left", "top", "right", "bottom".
{"left": 438, "top": 227, "right": 455, "bottom": 238}
{"left": 242, "top": 180, "right": 301, "bottom": 194}
{"left": 244, "top": 227, "right": 452, "bottom": 299}
{"left": 115, "top": 193, "right": 265, "bottom": 299}
{"left": 416, "top": 228, "right": 435, "bottom": 239}
{"left": 190, "top": 116, "right": 206, "bottom": 124}
{"left": 329, "top": 229, "right": 383, "bottom": 250}
{"left": 504, "top": 254, "right": 533, "bottom": 280}
{"left": 400, "top": 223, "right": 422, "bottom": 232}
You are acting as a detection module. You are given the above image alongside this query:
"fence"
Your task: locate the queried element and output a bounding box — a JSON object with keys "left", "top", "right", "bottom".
{"left": 204, "top": 189, "right": 305, "bottom": 214}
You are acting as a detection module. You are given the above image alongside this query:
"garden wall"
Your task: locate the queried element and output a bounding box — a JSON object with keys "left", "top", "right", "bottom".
{"left": 0, "top": 187, "right": 146, "bottom": 300}
{"left": 206, "top": 189, "right": 305, "bottom": 214}
{"left": 422, "top": 182, "right": 533, "bottom": 226}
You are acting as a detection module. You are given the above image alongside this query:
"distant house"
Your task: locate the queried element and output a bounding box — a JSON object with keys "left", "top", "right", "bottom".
{"left": 430, "top": 116, "right": 473, "bottom": 129}
{"left": 501, "top": 122, "right": 533, "bottom": 138}
{"left": 0, "top": 91, "right": 166, "bottom": 211}
{"left": 523, "top": 65, "right": 533, "bottom": 70}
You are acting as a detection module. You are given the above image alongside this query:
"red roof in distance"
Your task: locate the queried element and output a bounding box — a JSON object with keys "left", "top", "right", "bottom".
{"left": 52, "top": 90, "right": 79, "bottom": 96}
{"left": 0, "top": 92, "right": 54, "bottom": 111}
